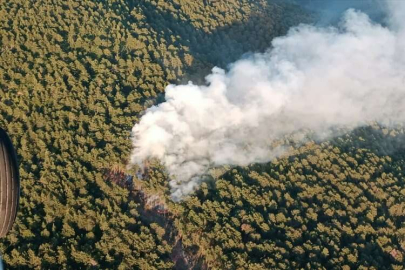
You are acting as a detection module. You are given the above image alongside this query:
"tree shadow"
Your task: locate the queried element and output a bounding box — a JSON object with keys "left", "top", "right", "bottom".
{"left": 139, "top": 0, "right": 312, "bottom": 85}
{"left": 329, "top": 126, "right": 405, "bottom": 162}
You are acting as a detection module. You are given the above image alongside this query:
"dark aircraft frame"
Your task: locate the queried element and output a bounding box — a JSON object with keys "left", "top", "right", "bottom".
{"left": 0, "top": 128, "right": 20, "bottom": 238}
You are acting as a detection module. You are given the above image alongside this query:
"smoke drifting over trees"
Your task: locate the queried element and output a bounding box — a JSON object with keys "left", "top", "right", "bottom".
{"left": 130, "top": 2, "right": 405, "bottom": 200}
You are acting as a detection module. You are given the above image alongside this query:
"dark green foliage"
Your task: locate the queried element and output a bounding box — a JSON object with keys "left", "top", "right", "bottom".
{"left": 4, "top": 1, "right": 405, "bottom": 269}
{"left": 0, "top": 0, "right": 309, "bottom": 268}
{"left": 177, "top": 127, "right": 405, "bottom": 269}
{"left": 3, "top": 1, "right": 405, "bottom": 269}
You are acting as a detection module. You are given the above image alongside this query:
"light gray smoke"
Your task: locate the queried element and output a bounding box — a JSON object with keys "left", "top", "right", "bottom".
{"left": 130, "top": 3, "right": 405, "bottom": 201}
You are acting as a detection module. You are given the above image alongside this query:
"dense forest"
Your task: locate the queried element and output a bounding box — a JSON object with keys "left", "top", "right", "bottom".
{"left": 0, "top": 0, "right": 404, "bottom": 269}
{"left": 176, "top": 126, "right": 405, "bottom": 269}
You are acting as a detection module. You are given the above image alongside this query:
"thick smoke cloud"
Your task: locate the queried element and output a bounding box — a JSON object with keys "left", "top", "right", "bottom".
{"left": 130, "top": 3, "right": 405, "bottom": 201}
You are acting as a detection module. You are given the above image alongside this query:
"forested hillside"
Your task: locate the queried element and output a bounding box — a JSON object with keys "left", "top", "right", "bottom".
{"left": 1, "top": 1, "right": 404, "bottom": 269}
{"left": 0, "top": 0, "right": 311, "bottom": 269}
{"left": 176, "top": 126, "right": 405, "bottom": 269}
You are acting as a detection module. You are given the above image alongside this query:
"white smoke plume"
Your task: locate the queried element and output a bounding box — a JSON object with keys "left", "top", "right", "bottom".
{"left": 130, "top": 3, "right": 405, "bottom": 201}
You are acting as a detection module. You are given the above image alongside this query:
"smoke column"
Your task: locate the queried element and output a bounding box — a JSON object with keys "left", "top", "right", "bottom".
{"left": 130, "top": 2, "right": 405, "bottom": 201}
